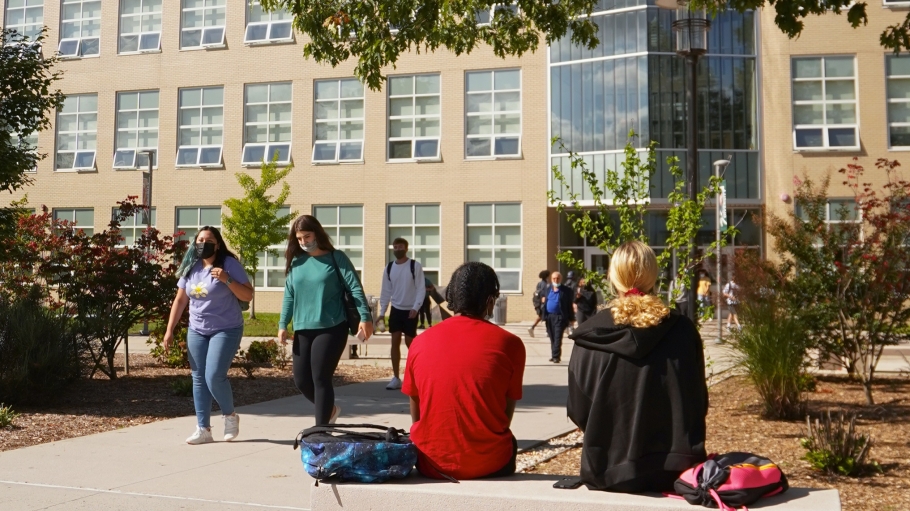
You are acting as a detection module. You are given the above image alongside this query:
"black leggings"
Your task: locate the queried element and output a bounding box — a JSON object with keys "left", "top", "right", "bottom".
{"left": 292, "top": 322, "right": 349, "bottom": 425}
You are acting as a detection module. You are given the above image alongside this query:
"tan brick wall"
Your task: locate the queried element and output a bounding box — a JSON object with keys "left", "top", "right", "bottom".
{"left": 760, "top": 2, "right": 905, "bottom": 246}
{"left": 1, "top": 2, "right": 551, "bottom": 321}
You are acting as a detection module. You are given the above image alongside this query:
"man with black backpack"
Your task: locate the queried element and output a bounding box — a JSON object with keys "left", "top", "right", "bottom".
{"left": 377, "top": 238, "right": 426, "bottom": 390}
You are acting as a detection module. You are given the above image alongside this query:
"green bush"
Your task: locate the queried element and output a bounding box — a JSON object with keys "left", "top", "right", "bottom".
{"left": 0, "top": 403, "right": 19, "bottom": 428}
{"left": 147, "top": 324, "right": 189, "bottom": 369}
{"left": 170, "top": 378, "right": 193, "bottom": 397}
{"left": 246, "top": 340, "right": 279, "bottom": 364}
{"left": 801, "top": 410, "right": 877, "bottom": 476}
{"left": 0, "top": 294, "right": 80, "bottom": 404}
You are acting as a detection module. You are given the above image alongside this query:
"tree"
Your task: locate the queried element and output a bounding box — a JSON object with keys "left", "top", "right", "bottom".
{"left": 764, "top": 159, "right": 910, "bottom": 405}
{"left": 258, "top": 0, "right": 910, "bottom": 90}
{"left": 0, "top": 28, "right": 65, "bottom": 239}
{"left": 548, "top": 130, "right": 729, "bottom": 309}
{"left": 222, "top": 158, "right": 295, "bottom": 319}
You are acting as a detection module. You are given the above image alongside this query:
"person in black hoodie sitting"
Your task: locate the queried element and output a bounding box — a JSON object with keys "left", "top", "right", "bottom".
{"left": 567, "top": 240, "right": 708, "bottom": 493}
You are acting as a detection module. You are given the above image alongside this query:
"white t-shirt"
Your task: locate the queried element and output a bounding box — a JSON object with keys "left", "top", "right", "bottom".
{"left": 723, "top": 282, "right": 740, "bottom": 305}
{"left": 379, "top": 259, "right": 426, "bottom": 315}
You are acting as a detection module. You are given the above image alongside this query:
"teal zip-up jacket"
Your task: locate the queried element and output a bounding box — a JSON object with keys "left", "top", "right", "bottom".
{"left": 279, "top": 250, "right": 371, "bottom": 331}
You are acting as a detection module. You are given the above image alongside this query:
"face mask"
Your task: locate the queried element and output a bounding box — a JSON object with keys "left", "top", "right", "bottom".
{"left": 194, "top": 242, "right": 216, "bottom": 259}
{"left": 393, "top": 250, "right": 407, "bottom": 259}
{"left": 552, "top": 282, "right": 560, "bottom": 289}
{"left": 300, "top": 240, "right": 318, "bottom": 252}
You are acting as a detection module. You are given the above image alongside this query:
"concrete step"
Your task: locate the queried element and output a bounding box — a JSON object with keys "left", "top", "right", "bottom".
{"left": 311, "top": 476, "right": 840, "bottom": 511}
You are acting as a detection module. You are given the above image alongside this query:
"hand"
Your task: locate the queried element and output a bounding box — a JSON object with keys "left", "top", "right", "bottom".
{"left": 278, "top": 329, "right": 288, "bottom": 345}
{"left": 210, "top": 267, "right": 229, "bottom": 283}
{"left": 408, "top": 309, "right": 418, "bottom": 319}
{"left": 163, "top": 330, "right": 174, "bottom": 351}
{"left": 358, "top": 321, "right": 374, "bottom": 341}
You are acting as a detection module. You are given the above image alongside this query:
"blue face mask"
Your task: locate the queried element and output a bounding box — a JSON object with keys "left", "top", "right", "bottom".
{"left": 552, "top": 282, "right": 560, "bottom": 289}
{"left": 300, "top": 240, "right": 318, "bottom": 252}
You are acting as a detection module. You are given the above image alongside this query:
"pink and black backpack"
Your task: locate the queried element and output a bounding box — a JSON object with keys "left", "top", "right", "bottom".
{"left": 673, "top": 452, "right": 789, "bottom": 511}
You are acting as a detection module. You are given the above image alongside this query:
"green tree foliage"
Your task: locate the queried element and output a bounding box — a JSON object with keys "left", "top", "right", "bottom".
{"left": 0, "top": 28, "right": 65, "bottom": 241}
{"left": 763, "top": 159, "right": 910, "bottom": 405}
{"left": 548, "top": 131, "right": 727, "bottom": 304}
{"left": 222, "top": 158, "right": 295, "bottom": 318}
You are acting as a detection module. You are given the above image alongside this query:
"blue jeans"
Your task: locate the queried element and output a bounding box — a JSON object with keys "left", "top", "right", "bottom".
{"left": 187, "top": 326, "right": 244, "bottom": 428}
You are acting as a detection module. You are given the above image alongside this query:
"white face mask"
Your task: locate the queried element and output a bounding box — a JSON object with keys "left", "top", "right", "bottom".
{"left": 300, "top": 240, "right": 318, "bottom": 252}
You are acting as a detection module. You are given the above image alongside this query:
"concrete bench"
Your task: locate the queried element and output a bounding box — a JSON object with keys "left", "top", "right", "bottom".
{"left": 311, "top": 474, "right": 840, "bottom": 511}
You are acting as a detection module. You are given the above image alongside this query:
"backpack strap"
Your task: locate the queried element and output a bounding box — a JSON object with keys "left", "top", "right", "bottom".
{"left": 386, "top": 260, "right": 417, "bottom": 283}
{"left": 410, "top": 259, "right": 416, "bottom": 281}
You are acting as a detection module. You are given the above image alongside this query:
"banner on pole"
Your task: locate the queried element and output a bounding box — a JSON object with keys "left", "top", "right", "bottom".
{"left": 141, "top": 172, "right": 152, "bottom": 224}
{"left": 718, "top": 180, "right": 728, "bottom": 232}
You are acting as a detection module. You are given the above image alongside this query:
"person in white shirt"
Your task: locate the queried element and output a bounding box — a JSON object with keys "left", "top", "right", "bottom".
{"left": 378, "top": 238, "right": 426, "bottom": 390}
{"left": 722, "top": 279, "right": 742, "bottom": 331}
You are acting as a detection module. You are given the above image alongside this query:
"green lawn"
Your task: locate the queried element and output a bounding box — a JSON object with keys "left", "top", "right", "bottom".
{"left": 132, "top": 312, "right": 282, "bottom": 337}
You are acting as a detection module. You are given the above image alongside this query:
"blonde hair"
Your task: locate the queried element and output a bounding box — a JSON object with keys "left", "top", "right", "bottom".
{"left": 608, "top": 241, "right": 670, "bottom": 328}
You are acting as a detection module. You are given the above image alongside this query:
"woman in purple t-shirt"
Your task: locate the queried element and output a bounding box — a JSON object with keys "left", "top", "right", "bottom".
{"left": 163, "top": 226, "right": 254, "bottom": 445}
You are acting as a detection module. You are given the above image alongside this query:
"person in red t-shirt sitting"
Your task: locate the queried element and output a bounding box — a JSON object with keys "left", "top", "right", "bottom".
{"left": 402, "top": 262, "right": 526, "bottom": 480}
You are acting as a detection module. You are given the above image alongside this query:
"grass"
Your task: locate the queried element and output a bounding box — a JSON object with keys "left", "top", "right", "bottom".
{"left": 132, "top": 312, "right": 282, "bottom": 337}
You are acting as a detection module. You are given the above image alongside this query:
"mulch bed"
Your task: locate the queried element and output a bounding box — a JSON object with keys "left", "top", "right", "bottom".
{"left": 0, "top": 354, "right": 392, "bottom": 452}
{"left": 524, "top": 375, "right": 910, "bottom": 511}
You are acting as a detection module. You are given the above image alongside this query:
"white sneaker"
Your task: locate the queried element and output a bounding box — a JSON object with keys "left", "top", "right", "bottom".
{"left": 186, "top": 427, "right": 213, "bottom": 445}
{"left": 223, "top": 413, "right": 240, "bottom": 441}
{"left": 386, "top": 376, "right": 402, "bottom": 390}
{"left": 527, "top": 326, "right": 535, "bottom": 338}
{"left": 329, "top": 405, "right": 341, "bottom": 424}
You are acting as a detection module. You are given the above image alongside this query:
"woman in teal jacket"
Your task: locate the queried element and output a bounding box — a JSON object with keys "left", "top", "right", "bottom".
{"left": 278, "top": 215, "right": 373, "bottom": 425}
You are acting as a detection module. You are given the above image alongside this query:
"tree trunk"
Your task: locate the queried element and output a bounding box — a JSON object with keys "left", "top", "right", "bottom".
{"left": 248, "top": 273, "right": 257, "bottom": 320}
{"left": 863, "top": 379, "right": 875, "bottom": 405}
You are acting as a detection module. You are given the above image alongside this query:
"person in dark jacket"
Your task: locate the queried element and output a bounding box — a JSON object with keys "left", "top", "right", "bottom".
{"left": 528, "top": 270, "right": 550, "bottom": 338}
{"left": 542, "top": 271, "right": 575, "bottom": 363}
{"left": 567, "top": 240, "right": 708, "bottom": 493}
{"left": 564, "top": 270, "right": 579, "bottom": 333}
{"left": 574, "top": 277, "right": 599, "bottom": 326}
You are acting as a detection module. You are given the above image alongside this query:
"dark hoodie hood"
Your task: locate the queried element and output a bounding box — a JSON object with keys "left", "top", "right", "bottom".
{"left": 568, "top": 308, "right": 681, "bottom": 359}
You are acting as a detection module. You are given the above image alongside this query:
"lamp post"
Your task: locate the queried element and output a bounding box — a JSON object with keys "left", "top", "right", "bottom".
{"left": 137, "top": 150, "right": 156, "bottom": 375}
{"left": 656, "top": 0, "right": 710, "bottom": 324}
{"left": 713, "top": 158, "right": 730, "bottom": 344}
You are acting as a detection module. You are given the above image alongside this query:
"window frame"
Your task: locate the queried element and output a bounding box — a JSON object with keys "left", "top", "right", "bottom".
{"left": 312, "top": 78, "right": 365, "bottom": 164}
{"left": 243, "top": 0, "right": 293, "bottom": 45}
{"left": 113, "top": 206, "right": 156, "bottom": 246}
{"left": 465, "top": 203, "right": 523, "bottom": 293}
{"left": 886, "top": 54, "right": 910, "bottom": 150}
{"left": 55, "top": 93, "right": 98, "bottom": 172}
{"left": 180, "top": 0, "right": 226, "bottom": 50}
{"left": 313, "top": 205, "right": 365, "bottom": 281}
{"left": 174, "top": 206, "right": 222, "bottom": 243}
{"left": 464, "top": 68, "right": 522, "bottom": 159}
{"left": 118, "top": 0, "right": 162, "bottom": 54}
{"left": 386, "top": 203, "right": 442, "bottom": 284}
{"left": 252, "top": 205, "right": 292, "bottom": 290}
{"left": 113, "top": 90, "right": 160, "bottom": 170}
{"left": 791, "top": 55, "right": 860, "bottom": 151}
{"left": 474, "top": 3, "right": 519, "bottom": 25}
{"left": 4, "top": 0, "right": 44, "bottom": 40}
{"left": 58, "top": 0, "right": 102, "bottom": 59}
{"left": 387, "top": 73, "right": 442, "bottom": 162}
{"left": 176, "top": 86, "right": 225, "bottom": 168}
{"left": 242, "top": 82, "right": 293, "bottom": 167}
{"left": 53, "top": 207, "right": 95, "bottom": 236}
{"left": 12, "top": 130, "right": 40, "bottom": 173}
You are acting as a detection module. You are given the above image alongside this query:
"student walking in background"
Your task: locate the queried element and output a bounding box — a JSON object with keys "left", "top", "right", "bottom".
{"left": 527, "top": 270, "right": 550, "bottom": 338}
{"left": 723, "top": 278, "right": 742, "bottom": 331}
{"left": 543, "top": 271, "right": 574, "bottom": 364}
{"left": 568, "top": 241, "right": 708, "bottom": 493}
{"left": 403, "top": 262, "right": 525, "bottom": 480}
{"left": 574, "top": 277, "right": 599, "bottom": 326}
{"left": 417, "top": 276, "right": 433, "bottom": 329}
{"left": 278, "top": 215, "right": 373, "bottom": 426}
{"left": 378, "top": 238, "right": 426, "bottom": 390}
{"left": 164, "top": 226, "right": 254, "bottom": 445}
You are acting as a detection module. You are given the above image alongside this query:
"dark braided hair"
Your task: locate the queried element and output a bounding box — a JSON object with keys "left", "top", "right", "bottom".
{"left": 445, "top": 262, "right": 500, "bottom": 318}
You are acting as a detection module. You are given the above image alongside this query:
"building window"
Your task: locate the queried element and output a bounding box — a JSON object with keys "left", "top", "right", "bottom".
{"left": 465, "top": 69, "right": 521, "bottom": 158}
{"left": 253, "top": 206, "right": 291, "bottom": 289}
{"left": 59, "top": 0, "right": 101, "bottom": 57}
{"left": 313, "top": 79, "right": 364, "bottom": 163}
{"left": 887, "top": 54, "right": 910, "bottom": 149}
{"left": 243, "top": 82, "right": 292, "bottom": 166}
{"left": 175, "top": 206, "right": 221, "bottom": 243}
{"left": 180, "top": 0, "right": 225, "bottom": 49}
{"left": 466, "top": 203, "right": 522, "bottom": 292}
{"left": 314, "top": 205, "right": 364, "bottom": 279}
{"left": 12, "top": 131, "right": 39, "bottom": 173}
{"left": 5, "top": 0, "right": 44, "bottom": 39}
{"left": 387, "top": 204, "right": 440, "bottom": 284}
{"left": 114, "top": 207, "right": 155, "bottom": 245}
{"left": 244, "top": 0, "right": 292, "bottom": 44}
{"left": 388, "top": 74, "right": 441, "bottom": 161}
{"left": 56, "top": 94, "right": 97, "bottom": 171}
{"left": 474, "top": 3, "right": 518, "bottom": 25}
{"left": 118, "top": 0, "right": 162, "bottom": 53}
{"left": 54, "top": 208, "right": 94, "bottom": 235}
{"left": 792, "top": 56, "right": 858, "bottom": 150}
{"left": 114, "top": 90, "right": 159, "bottom": 169}
{"left": 177, "top": 86, "right": 224, "bottom": 167}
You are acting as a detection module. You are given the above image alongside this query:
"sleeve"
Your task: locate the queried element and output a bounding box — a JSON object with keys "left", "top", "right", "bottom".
{"left": 401, "top": 344, "right": 418, "bottom": 397}
{"left": 412, "top": 262, "right": 426, "bottom": 311}
{"left": 177, "top": 275, "right": 187, "bottom": 289}
{"left": 279, "top": 265, "right": 295, "bottom": 330}
{"left": 379, "top": 263, "right": 391, "bottom": 318}
{"left": 506, "top": 335, "right": 525, "bottom": 401}
{"left": 226, "top": 257, "right": 250, "bottom": 285}
{"left": 338, "top": 251, "right": 371, "bottom": 322}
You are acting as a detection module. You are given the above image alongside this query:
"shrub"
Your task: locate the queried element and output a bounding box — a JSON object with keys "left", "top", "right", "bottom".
{"left": 147, "top": 324, "right": 189, "bottom": 369}
{"left": 801, "top": 410, "right": 877, "bottom": 476}
{"left": 246, "top": 340, "right": 279, "bottom": 364}
{"left": 0, "top": 293, "right": 80, "bottom": 404}
{"left": 0, "top": 403, "right": 19, "bottom": 428}
{"left": 170, "top": 378, "right": 193, "bottom": 397}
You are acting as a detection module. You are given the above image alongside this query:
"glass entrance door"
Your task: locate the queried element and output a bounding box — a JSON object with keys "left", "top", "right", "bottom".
{"left": 585, "top": 247, "right": 609, "bottom": 276}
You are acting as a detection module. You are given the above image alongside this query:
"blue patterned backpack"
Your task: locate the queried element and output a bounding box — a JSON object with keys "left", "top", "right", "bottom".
{"left": 294, "top": 424, "right": 417, "bottom": 484}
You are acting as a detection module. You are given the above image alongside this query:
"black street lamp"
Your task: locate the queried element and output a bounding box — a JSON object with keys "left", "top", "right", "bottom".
{"left": 657, "top": 0, "right": 710, "bottom": 324}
